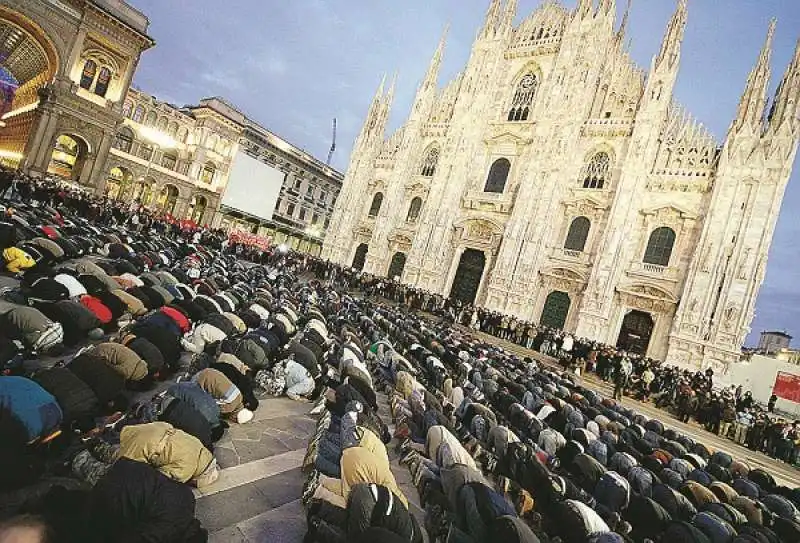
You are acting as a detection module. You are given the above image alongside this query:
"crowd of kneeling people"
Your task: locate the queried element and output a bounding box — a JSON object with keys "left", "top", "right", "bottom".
{"left": 0, "top": 199, "right": 331, "bottom": 541}
{"left": 299, "top": 296, "right": 800, "bottom": 543}
{"left": 0, "top": 195, "right": 799, "bottom": 543}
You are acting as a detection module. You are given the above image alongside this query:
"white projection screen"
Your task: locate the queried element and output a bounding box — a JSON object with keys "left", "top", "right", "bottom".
{"left": 221, "top": 152, "right": 285, "bottom": 221}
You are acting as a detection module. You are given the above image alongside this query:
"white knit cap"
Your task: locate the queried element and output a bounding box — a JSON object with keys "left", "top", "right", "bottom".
{"left": 236, "top": 408, "right": 254, "bottom": 424}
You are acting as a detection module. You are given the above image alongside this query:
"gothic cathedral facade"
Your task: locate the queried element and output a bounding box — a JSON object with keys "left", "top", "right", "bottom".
{"left": 322, "top": 0, "right": 800, "bottom": 371}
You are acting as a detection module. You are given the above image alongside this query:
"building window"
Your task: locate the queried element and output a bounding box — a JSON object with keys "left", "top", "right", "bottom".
{"left": 324, "top": 217, "right": 331, "bottom": 229}
{"left": 132, "top": 105, "right": 145, "bottom": 123}
{"left": 299, "top": 208, "right": 307, "bottom": 221}
{"left": 167, "top": 122, "right": 178, "bottom": 138}
{"left": 161, "top": 153, "right": 177, "bottom": 171}
{"left": 200, "top": 162, "right": 216, "bottom": 184}
{"left": 286, "top": 202, "right": 296, "bottom": 216}
{"left": 80, "top": 60, "right": 96, "bottom": 90}
{"left": 138, "top": 143, "right": 153, "bottom": 161}
{"left": 95, "top": 67, "right": 111, "bottom": 97}
{"left": 406, "top": 196, "right": 423, "bottom": 222}
{"left": 643, "top": 227, "right": 676, "bottom": 266}
{"left": 507, "top": 73, "right": 538, "bottom": 121}
{"left": 484, "top": 158, "right": 511, "bottom": 193}
{"left": 122, "top": 101, "right": 133, "bottom": 118}
{"left": 580, "top": 152, "right": 611, "bottom": 189}
{"left": 320, "top": 190, "right": 327, "bottom": 203}
{"left": 113, "top": 127, "right": 134, "bottom": 153}
{"left": 420, "top": 147, "right": 439, "bottom": 177}
{"left": 157, "top": 117, "right": 168, "bottom": 132}
{"left": 177, "top": 127, "right": 188, "bottom": 143}
{"left": 145, "top": 111, "right": 157, "bottom": 127}
{"left": 293, "top": 177, "right": 302, "bottom": 190}
{"left": 306, "top": 185, "right": 314, "bottom": 197}
{"left": 312, "top": 213, "right": 319, "bottom": 225}
{"left": 368, "top": 192, "right": 383, "bottom": 217}
{"left": 564, "top": 216, "right": 591, "bottom": 252}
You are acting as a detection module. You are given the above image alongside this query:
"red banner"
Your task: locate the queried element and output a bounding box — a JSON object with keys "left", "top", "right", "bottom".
{"left": 773, "top": 372, "right": 800, "bottom": 404}
{"left": 228, "top": 230, "right": 271, "bottom": 251}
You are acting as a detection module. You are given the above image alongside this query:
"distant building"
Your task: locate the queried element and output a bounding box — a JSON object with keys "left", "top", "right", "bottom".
{"left": 226, "top": 121, "right": 344, "bottom": 256}
{"left": 758, "top": 331, "right": 792, "bottom": 355}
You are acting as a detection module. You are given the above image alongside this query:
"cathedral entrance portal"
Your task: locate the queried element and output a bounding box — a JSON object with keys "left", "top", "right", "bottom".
{"left": 387, "top": 251, "right": 406, "bottom": 280}
{"left": 616, "top": 310, "right": 654, "bottom": 355}
{"left": 449, "top": 248, "right": 486, "bottom": 304}
{"left": 352, "top": 243, "right": 368, "bottom": 271}
{"left": 540, "top": 291, "right": 571, "bottom": 330}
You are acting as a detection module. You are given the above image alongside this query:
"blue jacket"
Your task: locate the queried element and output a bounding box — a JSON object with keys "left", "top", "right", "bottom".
{"left": 0, "top": 376, "right": 63, "bottom": 442}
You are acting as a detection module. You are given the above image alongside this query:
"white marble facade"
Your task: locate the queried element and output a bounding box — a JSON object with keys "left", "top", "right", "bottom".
{"left": 322, "top": 0, "right": 800, "bottom": 371}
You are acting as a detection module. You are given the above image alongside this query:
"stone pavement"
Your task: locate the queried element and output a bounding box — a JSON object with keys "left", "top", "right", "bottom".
{"left": 195, "top": 389, "right": 429, "bottom": 542}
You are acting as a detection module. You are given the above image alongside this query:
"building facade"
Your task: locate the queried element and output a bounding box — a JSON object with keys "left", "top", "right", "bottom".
{"left": 224, "top": 121, "right": 343, "bottom": 255}
{"left": 105, "top": 90, "right": 244, "bottom": 225}
{"left": 0, "top": 0, "right": 153, "bottom": 183}
{"left": 758, "top": 330, "right": 792, "bottom": 355}
{"left": 323, "top": 0, "right": 800, "bottom": 371}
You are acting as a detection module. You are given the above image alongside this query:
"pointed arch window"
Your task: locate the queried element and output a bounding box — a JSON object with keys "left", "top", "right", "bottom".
{"left": 113, "top": 127, "right": 134, "bottom": 153}
{"left": 122, "top": 101, "right": 133, "bottom": 118}
{"left": 201, "top": 162, "right": 216, "bottom": 184}
{"left": 95, "top": 67, "right": 112, "bottom": 97}
{"left": 145, "top": 110, "right": 157, "bottom": 127}
{"left": 484, "top": 158, "right": 511, "bottom": 194}
{"left": 420, "top": 147, "right": 439, "bottom": 177}
{"left": 80, "top": 60, "right": 97, "bottom": 90}
{"left": 643, "top": 227, "right": 676, "bottom": 266}
{"left": 368, "top": 192, "right": 383, "bottom": 217}
{"left": 507, "top": 73, "right": 538, "bottom": 122}
{"left": 564, "top": 216, "right": 591, "bottom": 252}
{"left": 406, "top": 197, "right": 423, "bottom": 222}
{"left": 580, "top": 152, "right": 611, "bottom": 189}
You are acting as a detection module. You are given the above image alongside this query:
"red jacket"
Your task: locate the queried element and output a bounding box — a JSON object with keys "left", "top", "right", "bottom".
{"left": 80, "top": 295, "right": 113, "bottom": 324}
{"left": 160, "top": 306, "right": 191, "bottom": 334}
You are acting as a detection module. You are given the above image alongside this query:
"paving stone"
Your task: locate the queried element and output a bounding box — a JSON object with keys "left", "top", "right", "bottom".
{"left": 195, "top": 481, "right": 272, "bottom": 533}
{"left": 252, "top": 469, "right": 305, "bottom": 509}
{"left": 213, "top": 446, "right": 241, "bottom": 469}
{"left": 232, "top": 438, "right": 292, "bottom": 464}
{"left": 237, "top": 499, "right": 307, "bottom": 543}
{"left": 208, "top": 526, "right": 248, "bottom": 543}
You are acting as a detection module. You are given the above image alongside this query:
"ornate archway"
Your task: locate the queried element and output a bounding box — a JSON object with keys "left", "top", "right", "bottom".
{"left": 48, "top": 134, "right": 89, "bottom": 181}
{"left": 186, "top": 194, "right": 208, "bottom": 223}
{"left": 105, "top": 166, "right": 133, "bottom": 200}
{"left": 0, "top": 12, "right": 59, "bottom": 165}
{"left": 156, "top": 184, "right": 179, "bottom": 214}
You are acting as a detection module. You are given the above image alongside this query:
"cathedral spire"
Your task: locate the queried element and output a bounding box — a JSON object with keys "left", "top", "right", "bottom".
{"left": 357, "top": 74, "right": 386, "bottom": 143}
{"left": 499, "top": 0, "right": 518, "bottom": 35}
{"left": 575, "top": 0, "right": 593, "bottom": 20}
{"left": 616, "top": 0, "right": 632, "bottom": 42}
{"left": 598, "top": 0, "right": 616, "bottom": 16}
{"left": 376, "top": 72, "right": 396, "bottom": 139}
{"left": 732, "top": 19, "right": 775, "bottom": 132}
{"left": 481, "top": 0, "right": 503, "bottom": 39}
{"left": 411, "top": 27, "right": 447, "bottom": 117}
{"left": 769, "top": 37, "right": 800, "bottom": 131}
{"left": 654, "top": 0, "right": 688, "bottom": 71}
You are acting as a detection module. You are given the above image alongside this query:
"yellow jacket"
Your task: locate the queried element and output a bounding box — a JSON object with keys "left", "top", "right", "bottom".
{"left": 3, "top": 247, "right": 35, "bottom": 273}
{"left": 118, "top": 422, "right": 214, "bottom": 484}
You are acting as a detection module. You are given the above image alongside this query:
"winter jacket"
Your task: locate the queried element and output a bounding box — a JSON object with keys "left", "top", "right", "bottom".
{"left": 68, "top": 353, "right": 125, "bottom": 404}
{"left": 347, "top": 484, "right": 420, "bottom": 543}
{"left": 79, "top": 295, "right": 113, "bottom": 324}
{"left": 32, "top": 367, "right": 99, "bottom": 424}
{"left": 193, "top": 368, "right": 243, "bottom": 415}
{"left": 0, "top": 376, "right": 63, "bottom": 442}
{"left": 91, "top": 342, "right": 148, "bottom": 381}
{"left": 118, "top": 422, "right": 215, "bottom": 484}
{"left": 159, "top": 397, "right": 213, "bottom": 450}
{"left": 1, "top": 306, "right": 55, "bottom": 346}
{"left": 89, "top": 458, "right": 205, "bottom": 543}
{"left": 210, "top": 362, "right": 258, "bottom": 411}
{"left": 167, "top": 382, "right": 221, "bottom": 429}
{"left": 111, "top": 288, "right": 147, "bottom": 316}
{"left": 3, "top": 247, "right": 35, "bottom": 273}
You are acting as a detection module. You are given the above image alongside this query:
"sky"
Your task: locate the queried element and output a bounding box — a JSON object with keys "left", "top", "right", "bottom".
{"left": 128, "top": 0, "right": 800, "bottom": 346}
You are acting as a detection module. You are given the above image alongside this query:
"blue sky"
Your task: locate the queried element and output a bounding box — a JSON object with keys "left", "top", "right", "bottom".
{"left": 129, "top": 0, "right": 800, "bottom": 346}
